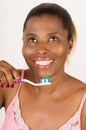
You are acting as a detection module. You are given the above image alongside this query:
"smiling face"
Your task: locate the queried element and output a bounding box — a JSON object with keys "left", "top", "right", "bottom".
{"left": 22, "top": 15, "right": 73, "bottom": 79}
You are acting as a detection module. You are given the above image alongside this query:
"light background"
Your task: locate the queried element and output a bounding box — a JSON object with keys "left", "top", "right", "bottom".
{"left": 0, "top": 0, "right": 86, "bottom": 128}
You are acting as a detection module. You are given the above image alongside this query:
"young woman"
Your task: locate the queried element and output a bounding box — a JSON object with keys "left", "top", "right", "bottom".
{"left": 0, "top": 3, "right": 86, "bottom": 130}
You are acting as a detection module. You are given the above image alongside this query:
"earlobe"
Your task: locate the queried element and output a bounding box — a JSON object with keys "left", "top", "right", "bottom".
{"left": 67, "top": 40, "right": 73, "bottom": 54}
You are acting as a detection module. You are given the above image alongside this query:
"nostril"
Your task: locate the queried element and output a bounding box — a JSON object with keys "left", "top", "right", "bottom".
{"left": 36, "top": 44, "right": 49, "bottom": 55}
{"left": 36, "top": 48, "right": 48, "bottom": 55}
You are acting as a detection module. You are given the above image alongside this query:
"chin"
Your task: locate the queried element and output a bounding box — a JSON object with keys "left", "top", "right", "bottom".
{"left": 35, "top": 70, "right": 53, "bottom": 79}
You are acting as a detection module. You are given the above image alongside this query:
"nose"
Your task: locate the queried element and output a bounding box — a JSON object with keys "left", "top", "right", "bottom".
{"left": 36, "top": 44, "right": 49, "bottom": 55}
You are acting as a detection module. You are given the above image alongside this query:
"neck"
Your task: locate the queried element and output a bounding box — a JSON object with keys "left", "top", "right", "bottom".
{"left": 34, "top": 71, "right": 68, "bottom": 98}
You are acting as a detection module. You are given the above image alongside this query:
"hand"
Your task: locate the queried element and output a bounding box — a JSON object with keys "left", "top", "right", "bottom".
{"left": 0, "top": 60, "right": 20, "bottom": 88}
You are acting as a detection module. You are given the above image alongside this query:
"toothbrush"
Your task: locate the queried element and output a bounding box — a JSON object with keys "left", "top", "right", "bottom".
{"left": 18, "top": 77, "right": 51, "bottom": 86}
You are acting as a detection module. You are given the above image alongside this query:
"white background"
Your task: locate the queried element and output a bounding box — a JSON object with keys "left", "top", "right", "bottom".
{"left": 0, "top": 0, "right": 86, "bottom": 128}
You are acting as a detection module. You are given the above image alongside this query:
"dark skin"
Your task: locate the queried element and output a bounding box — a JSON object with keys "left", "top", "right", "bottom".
{"left": 0, "top": 14, "right": 86, "bottom": 130}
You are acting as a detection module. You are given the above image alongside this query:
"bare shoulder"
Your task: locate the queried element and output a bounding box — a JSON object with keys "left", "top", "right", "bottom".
{"left": 67, "top": 74, "right": 86, "bottom": 91}
{"left": 67, "top": 74, "right": 86, "bottom": 128}
{"left": 76, "top": 82, "right": 86, "bottom": 129}
{"left": 66, "top": 74, "right": 86, "bottom": 102}
{"left": 77, "top": 79, "right": 86, "bottom": 125}
{"left": 68, "top": 73, "right": 86, "bottom": 105}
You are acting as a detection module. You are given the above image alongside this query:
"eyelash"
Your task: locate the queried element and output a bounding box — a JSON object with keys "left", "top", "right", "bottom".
{"left": 28, "top": 37, "right": 37, "bottom": 43}
{"left": 27, "top": 35, "right": 58, "bottom": 44}
{"left": 49, "top": 36, "right": 58, "bottom": 42}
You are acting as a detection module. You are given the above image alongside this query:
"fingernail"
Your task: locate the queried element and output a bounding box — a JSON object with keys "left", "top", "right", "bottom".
{"left": 10, "top": 84, "right": 14, "bottom": 88}
{"left": 0, "top": 85, "right": 4, "bottom": 88}
{"left": 6, "top": 84, "right": 10, "bottom": 88}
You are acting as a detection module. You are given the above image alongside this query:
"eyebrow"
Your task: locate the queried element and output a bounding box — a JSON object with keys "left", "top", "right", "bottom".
{"left": 26, "top": 32, "right": 60, "bottom": 36}
{"left": 26, "top": 33, "right": 37, "bottom": 36}
{"left": 47, "top": 32, "right": 60, "bottom": 35}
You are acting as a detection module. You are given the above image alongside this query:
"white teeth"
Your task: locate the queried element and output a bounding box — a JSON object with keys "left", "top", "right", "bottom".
{"left": 35, "top": 60, "right": 53, "bottom": 66}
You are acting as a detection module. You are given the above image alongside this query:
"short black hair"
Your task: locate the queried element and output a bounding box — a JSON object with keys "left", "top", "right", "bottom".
{"left": 23, "top": 3, "right": 76, "bottom": 41}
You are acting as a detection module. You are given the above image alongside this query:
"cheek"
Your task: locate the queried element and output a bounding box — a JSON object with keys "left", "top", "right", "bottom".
{"left": 52, "top": 45, "right": 67, "bottom": 57}
{"left": 22, "top": 46, "right": 33, "bottom": 58}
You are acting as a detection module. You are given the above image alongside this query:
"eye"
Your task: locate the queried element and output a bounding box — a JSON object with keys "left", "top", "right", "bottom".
{"left": 49, "top": 36, "right": 58, "bottom": 42}
{"left": 28, "top": 37, "right": 37, "bottom": 43}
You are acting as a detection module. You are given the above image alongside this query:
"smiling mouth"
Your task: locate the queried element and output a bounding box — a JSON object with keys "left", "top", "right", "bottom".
{"left": 34, "top": 60, "right": 54, "bottom": 69}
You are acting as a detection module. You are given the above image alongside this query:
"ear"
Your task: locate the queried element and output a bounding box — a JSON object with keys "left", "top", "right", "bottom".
{"left": 67, "top": 39, "right": 73, "bottom": 54}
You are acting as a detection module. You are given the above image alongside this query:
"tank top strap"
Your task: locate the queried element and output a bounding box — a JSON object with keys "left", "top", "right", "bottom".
{"left": 78, "top": 92, "right": 86, "bottom": 114}
{"left": 16, "top": 69, "right": 25, "bottom": 95}
{"left": 6, "top": 69, "right": 25, "bottom": 112}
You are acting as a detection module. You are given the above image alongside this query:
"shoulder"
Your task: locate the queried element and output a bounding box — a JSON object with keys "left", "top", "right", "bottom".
{"left": 80, "top": 88, "right": 86, "bottom": 129}
{"left": 70, "top": 78, "right": 86, "bottom": 129}
{"left": 67, "top": 74, "right": 86, "bottom": 91}
{"left": 66, "top": 73, "right": 86, "bottom": 104}
{"left": 74, "top": 79, "right": 86, "bottom": 129}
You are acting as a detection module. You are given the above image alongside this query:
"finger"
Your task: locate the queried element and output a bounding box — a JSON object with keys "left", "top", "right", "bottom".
{"left": 0, "top": 70, "right": 8, "bottom": 85}
{"left": 12, "top": 69, "right": 20, "bottom": 81}
{"left": 0, "top": 60, "right": 20, "bottom": 83}
{"left": 0, "top": 60, "right": 15, "bottom": 70}
{"left": 0, "top": 64, "right": 15, "bottom": 85}
{"left": 2, "top": 69, "right": 15, "bottom": 85}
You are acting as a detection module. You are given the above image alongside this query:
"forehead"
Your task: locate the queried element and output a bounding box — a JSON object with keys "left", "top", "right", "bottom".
{"left": 24, "top": 15, "right": 68, "bottom": 35}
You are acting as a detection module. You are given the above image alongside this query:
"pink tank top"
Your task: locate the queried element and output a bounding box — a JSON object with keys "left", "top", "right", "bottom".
{"left": 1, "top": 70, "right": 86, "bottom": 130}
